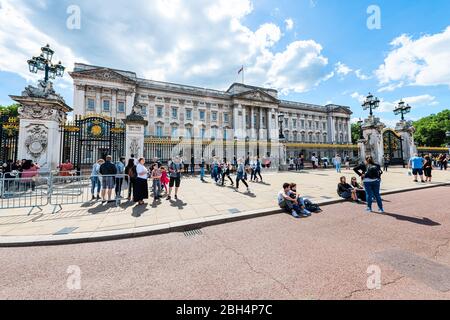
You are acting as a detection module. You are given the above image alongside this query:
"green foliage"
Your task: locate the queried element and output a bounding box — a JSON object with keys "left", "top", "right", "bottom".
{"left": 351, "top": 122, "right": 362, "bottom": 144}
{"left": 413, "top": 109, "right": 450, "bottom": 147}
{"left": 0, "top": 104, "right": 20, "bottom": 117}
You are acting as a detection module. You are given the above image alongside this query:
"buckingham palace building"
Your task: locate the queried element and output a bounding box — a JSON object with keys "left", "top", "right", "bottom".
{"left": 70, "top": 63, "right": 355, "bottom": 165}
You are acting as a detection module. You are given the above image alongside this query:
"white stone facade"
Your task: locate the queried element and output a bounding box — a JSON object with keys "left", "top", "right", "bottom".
{"left": 70, "top": 63, "right": 352, "bottom": 160}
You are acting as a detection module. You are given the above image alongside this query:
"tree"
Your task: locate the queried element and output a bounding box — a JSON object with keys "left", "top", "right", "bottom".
{"left": 0, "top": 103, "right": 20, "bottom": 117}
{"left": 351, "top": 122, "right": 362, "bottom": 144}
{"left": 413, "top": 110, "right": 450, "bottom": 147}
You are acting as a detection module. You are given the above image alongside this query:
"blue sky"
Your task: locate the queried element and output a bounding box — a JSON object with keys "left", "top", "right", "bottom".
{"left": 0, "top": 0, "right": 449, "bottom": 127}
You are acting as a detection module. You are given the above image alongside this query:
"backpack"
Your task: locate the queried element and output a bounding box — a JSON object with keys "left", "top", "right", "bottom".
{"left": 128, "top": 166, "right": 137, "bottom": 179}
{"left": 366, "top": 164, "right": 382, "bottom": 179}
{"left": 304, "top": 199, "right": 322, "bottom": 213}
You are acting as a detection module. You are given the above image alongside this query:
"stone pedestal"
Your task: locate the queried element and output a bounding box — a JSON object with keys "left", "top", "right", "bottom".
{"left": 395, "top": 120, "right": 417, "bottom": 160}
{"left": 9, "top": 95, "right": 70, "bottom": 172}
{"left": 357, "top": 139, "right": 366, "bottom": 163}
{"left": 124, "top": 112, "right": 148, "bottom": 161}
{"left": 361, "top": 116, "right": 386, "bottom": 165}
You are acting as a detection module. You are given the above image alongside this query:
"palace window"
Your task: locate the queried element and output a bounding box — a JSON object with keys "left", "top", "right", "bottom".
{"left": 199, "top": 110, "right": 206, "bottom": 121}
{"left": 211, "top": 127, "right": 218, "bottom": 139}
{"left": 301, "top": 120, "right": 305, "bottom": 128}
{"left": 156, "top": 106, "right": 163, "bottom": 118}
{"left": 186, "top": 109, "right": 192, "bottom": 120}
{"left": 102, "top": 100, "right": 110, "bottom": 112}
{"left": 172, "top": 107, "right": 178, "bottom": 119}
{"left": 200, "top": 128, "right": 206, "bottom": 139}
{"left": 171, "top": 126, "right": 178, "bottom": 137}
{"left": 156, "top": 126, "right": 163, "bottom": 137}
{"left": 186, "top": 127, "right": 193, "bottom": 139}
{"left": 223, "top": 113, "right": 229, "bottom": 123}
{"left": 87, "top": 98, "right": 95, "bottom": 111}
{"left": 212, "top": 112, "right": 218, "bottom": 122}
{"left": 118, "top": 101, "right": 125, "bottom": 113}
{"left": 293, "top": 119, "right": 297, "bottom": 128}
{"left": 315, "top": 121, "right": 319, "bottom": 130}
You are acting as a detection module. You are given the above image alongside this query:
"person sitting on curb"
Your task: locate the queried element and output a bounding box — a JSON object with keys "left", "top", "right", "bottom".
{"left": 288, "top": 183, "right": 312, "bottom": 216}
{"left": 277, "top": 183, "right": 308, "bottom": 219}
{"left": 337, "top": 176, "right": 359, "bottom": 202}
{"left": 350, "top": 177, "right": 366, "bottom": 202}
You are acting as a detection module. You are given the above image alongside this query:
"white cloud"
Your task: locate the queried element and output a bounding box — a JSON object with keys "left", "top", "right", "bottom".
{"left": 376, "top": 26, "right": 450, "bottom": 89}
{"left": 0, "top": 0, "right": 87, "bottom": 84}
{"left": 0, "top": 0, "right": 333, "bottom": 95}
{"left": 402, "top": 94, "right": 436, "bottom": 106}
{"left": 350, "top": 92, "right": 365, "bottom": 104}
{"left": 335, "top": 62, "right": 353, "bottom": 76}
{"left": 285, "top": 18, "right": 294, "bottom": 31}
{"left": 355, "top": 69, "right": 371, "bottom": 80}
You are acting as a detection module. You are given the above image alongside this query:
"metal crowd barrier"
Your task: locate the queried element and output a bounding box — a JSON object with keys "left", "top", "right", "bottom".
{"left": 49, "top": 174, "right": 130, "bottom": 213}
{"left": 0, "top": 174, "right": 50, "bottom": 215}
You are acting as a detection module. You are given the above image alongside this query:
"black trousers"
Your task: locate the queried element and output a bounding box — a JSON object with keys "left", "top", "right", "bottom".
{"left": 236, "top": 178, "right": 248, "bottom": 189}
{"left": 222, "top": 173, "right": 233, "bottom": 185}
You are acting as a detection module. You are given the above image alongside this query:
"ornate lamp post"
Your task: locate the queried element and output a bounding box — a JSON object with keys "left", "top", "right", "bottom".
{"left": 362, "top": 93, "right": 380, "bottom": 117}
{"left": 394, "top": 100, "right": 412, "bottom": 121}
{"left": 278, "top": 113, "right": 285, "bottom": 140}
{"left": 27, "top": 44, "right": 65, "bottom": 83}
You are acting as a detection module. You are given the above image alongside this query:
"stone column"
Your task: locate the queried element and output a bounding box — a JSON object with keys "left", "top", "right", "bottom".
{"left": 124, "top": 113, "right": 148, "bottom": 160}
{"left": 361, "top": 116, "right": 386, "bottom": 165}
{"left": 10, "top": 94, "right": 71, "bottom": 172}
{"left": 396, "top": 120, "right": 418, "bottom": 161}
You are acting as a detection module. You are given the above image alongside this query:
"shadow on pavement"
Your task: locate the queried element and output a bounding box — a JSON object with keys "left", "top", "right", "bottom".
{"left": 87, "top": 202, "right": 116, "bottom": 215}
{"left": 150, "top": 198, "right": 162, "bottom": 208}
{"left": 170, "top": 199, "right": 188, "bottom": 210}
{"left": 132, "top": 204, "right": 149, "bottom": 218}
{"left": 380, "top": 212, "right": 441, "bottom": 226}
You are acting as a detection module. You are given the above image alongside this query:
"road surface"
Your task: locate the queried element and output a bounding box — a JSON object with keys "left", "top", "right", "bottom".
{"left": 0, "top": 186, "right": 449, "bottom": 300}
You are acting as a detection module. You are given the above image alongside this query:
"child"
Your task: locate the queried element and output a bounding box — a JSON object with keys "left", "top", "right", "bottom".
{"left": 160, "top": 166, "right": 170, "bottom": 194}
{"left": 289, "top": 183, "right": 312, "bottom": 216}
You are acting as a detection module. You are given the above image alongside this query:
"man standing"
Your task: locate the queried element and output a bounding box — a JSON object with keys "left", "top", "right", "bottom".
{"left": 190, "top": 154, "right": 195, "bottom": 176}
{"left": 99, "top": 155, "right": 118, "bottom": 204}
{"left": 334, "top": 154, "right": 342, "bottom": 173}
{"left": 167, "top": 156, "right": 182, "bottom": 201}
{"left": 115, "top": 157, "right": 126, "bottom": 199}
{"left": 311, "top": 154, "right": 317, "bottom": 169}
{"left": 409, "top": 153, "right": 425, "bottom": 183}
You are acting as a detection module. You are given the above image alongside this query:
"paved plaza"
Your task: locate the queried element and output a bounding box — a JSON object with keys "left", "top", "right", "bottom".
{"left": 0, "top": 167, "right": 448, "bottom": 245}
{"left": 0, "top": 186, "right": 449, "bottom": 300}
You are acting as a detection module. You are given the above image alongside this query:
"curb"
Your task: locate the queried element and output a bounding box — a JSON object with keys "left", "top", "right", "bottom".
{"left": 0, "top": 182, "right": 448, "bottom": 247}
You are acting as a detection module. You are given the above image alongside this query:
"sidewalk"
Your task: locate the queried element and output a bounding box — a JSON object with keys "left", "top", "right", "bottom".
{"left": 0, "top": 167, "right": 448, "bottom": 246}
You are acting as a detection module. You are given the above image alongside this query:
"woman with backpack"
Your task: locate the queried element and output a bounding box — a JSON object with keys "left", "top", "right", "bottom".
{"left": 353, "top": 156, "right": 384, "bottom": 213}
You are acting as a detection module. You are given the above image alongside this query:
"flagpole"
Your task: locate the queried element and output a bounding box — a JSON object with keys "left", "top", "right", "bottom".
{"left": 242, "top": 65, "right": 244, "bottom": 84}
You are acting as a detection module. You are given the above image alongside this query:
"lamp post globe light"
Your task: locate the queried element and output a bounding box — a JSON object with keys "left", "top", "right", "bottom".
{"left": 362, "top": 92, "right": 380, "bottom": 117}
{"left": 394, "top": 100, "right": 412, "bottom": 121}
{"left": 27, "top": 44, "right": 65, "bottom": 83}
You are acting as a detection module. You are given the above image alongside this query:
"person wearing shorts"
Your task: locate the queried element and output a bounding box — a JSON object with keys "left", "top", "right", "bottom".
{"left": 167, "top": 157, "right": 182, "bottom": 201}
{"left": 423, "top": 155, "right": 433, "bottom": 182}
{"left": 99, "top": 155, "right": 118, "bottom": 203}
{"left": 409, "top": 154, "right": 425, "bottom": 183}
